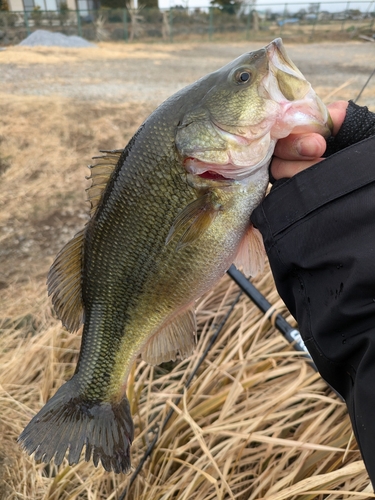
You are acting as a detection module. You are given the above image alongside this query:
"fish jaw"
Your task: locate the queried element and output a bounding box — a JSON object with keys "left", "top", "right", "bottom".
{"left": 183, "top": 136, "right": 276, "bottom": 181}
{"left": 263, "top": 38, "right": 332, "bottom": 139}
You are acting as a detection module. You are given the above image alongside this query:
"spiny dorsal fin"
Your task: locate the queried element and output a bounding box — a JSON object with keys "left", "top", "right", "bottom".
{"left": 47, "top": 229, "right": 85, "bottom": 332}
{"left": 142, "top": 306, "right": 197, "bottom": 365}
{"left": 166, "top": 192, "right": 222, "bottom": 250}
{"left": 233, "top": 224, "right": 266, "bottom": 278}
{"left": 86, "top": 149, "right": 123, "bottom": 217}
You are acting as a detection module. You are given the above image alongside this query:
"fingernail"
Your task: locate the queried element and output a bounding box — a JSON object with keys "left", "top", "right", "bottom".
{"left": 296, "top": 137, "right": 320, "bottom": 158}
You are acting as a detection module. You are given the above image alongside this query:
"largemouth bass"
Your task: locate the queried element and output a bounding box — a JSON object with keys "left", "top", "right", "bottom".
{"left": 19, "top": 39, "right": 331, "bottom": 473}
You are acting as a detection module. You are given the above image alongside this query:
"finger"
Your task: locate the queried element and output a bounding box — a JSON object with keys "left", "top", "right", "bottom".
{"left": 327, "top": 101, "right": 348, "bottom": 135}
{"left": 271, "top": 157, "right": 324, "bottom": 180}
{"left": 273, "top": 101, "right": 349, "bottom": 161}
{"left": 273, "top": 133, "right": 326, "bottom": 161}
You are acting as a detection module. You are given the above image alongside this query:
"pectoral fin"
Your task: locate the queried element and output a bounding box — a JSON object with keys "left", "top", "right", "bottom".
{"left": 233, "top": 225, "right": 266, "bottom": 278}
{"left": 166, "top": 193, "right": 222, "bottom": 250}
{"left": 142, "top": 307, "right": 196, "bottom": 366}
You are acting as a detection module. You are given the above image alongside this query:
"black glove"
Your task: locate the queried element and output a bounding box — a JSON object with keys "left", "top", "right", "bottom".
{"left": 325, "top": 100, "right": 375, "bottom": 156}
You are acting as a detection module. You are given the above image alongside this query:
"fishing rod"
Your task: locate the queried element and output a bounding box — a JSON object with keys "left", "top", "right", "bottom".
{"left": 227, "top": 265, "right": 317, "bottom": 370}
{"left": 226, "top": 267, "right": 345, "bottom": 402}
{"left": 355, "top": 66, "right": 375, "bottom": 104}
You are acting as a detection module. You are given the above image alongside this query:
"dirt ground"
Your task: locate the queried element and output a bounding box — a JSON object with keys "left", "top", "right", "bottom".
{"left": 1, "top": 40, "right": 375, "bottom": 499}
{"left": 1, "top": 41, "right": 375, "bottom": 107}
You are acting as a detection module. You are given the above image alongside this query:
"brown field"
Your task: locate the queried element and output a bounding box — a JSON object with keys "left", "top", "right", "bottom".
{"left": 1, "top": 41, "right": 375, "bottom": 500}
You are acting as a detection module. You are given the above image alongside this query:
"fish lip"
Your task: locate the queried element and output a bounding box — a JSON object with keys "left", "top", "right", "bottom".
{"left": 266, "top": 38, "right": 302, "bottom": 76}
{"left": 263, "top": 39, "right": 332, "bottom": 138}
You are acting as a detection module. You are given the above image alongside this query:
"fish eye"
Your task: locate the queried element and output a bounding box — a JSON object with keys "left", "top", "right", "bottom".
{"left": 235, "top": 70, "right": 252, "bottom": 84}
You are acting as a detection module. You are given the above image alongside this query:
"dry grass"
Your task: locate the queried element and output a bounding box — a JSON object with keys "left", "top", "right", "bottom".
{"left": 1, "top": 43, "right": 374, "bottom": 499}
{"left": 1, "top": 267, "right": 372, "bottom": 499}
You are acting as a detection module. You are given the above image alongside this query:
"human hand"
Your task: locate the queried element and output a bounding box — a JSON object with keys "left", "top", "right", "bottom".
{"left": 270, "top": 101, "right": 348, "bottom": 181}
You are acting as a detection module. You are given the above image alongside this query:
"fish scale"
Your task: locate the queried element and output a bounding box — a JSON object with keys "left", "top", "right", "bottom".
{"left": 78, "top": 133, "right": 197, "bottom": 401}
{"left": 18, "top": 39, "right": 331, "bottom": 473}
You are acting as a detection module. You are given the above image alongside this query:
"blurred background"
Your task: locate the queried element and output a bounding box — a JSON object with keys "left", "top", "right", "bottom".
{"left": 1, "top": 0, "right": 375, "bottom": 44}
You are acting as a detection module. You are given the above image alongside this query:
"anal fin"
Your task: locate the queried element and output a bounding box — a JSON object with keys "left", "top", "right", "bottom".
{"left": 142, "top": 307, "right": 197, "bottom": 366}
{"left": 233, "top": 225, "right": 266, "bottom": 278}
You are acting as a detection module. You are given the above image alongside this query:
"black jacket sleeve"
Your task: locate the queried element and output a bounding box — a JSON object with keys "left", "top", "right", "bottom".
{"left": 251, "top": 102, "right": 375, "bottom": 482}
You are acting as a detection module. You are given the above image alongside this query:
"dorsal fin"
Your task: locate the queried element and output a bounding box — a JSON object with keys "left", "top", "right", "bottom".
{"left": 47, "top": 151, "right": 123, "bottom": 333}
{"left": 86, "top": 149, "right": 123, "bottom": 217}
{"left": 47, "top": 229, "right": 85, "bottom": 332}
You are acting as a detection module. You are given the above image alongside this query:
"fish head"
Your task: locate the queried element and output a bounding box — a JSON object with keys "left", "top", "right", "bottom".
{"left": 176, "top": 38, "right": 332, "bottom": 181}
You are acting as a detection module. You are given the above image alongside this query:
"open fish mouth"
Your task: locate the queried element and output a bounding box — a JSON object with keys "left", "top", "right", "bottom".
{"left": 266, "top": 38, "right": 305, "bottom": 81}
{"left": 198, "top": 171, "right": 233, "bottom": 181}
{"left": 184, "top": 153, "right": 270, "bottom": 182}
{"left": 263, "top": 38, "right": 333, "bottom": 138}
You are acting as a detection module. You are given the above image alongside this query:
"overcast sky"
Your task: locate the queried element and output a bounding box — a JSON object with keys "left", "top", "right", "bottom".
{"left": 158, "top": 0, "right": 374, "bottom": 13}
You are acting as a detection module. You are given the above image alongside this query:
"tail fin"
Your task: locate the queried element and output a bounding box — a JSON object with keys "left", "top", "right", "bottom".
{"left": 18, "top": 380, "right": 134, "bottom": 474}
